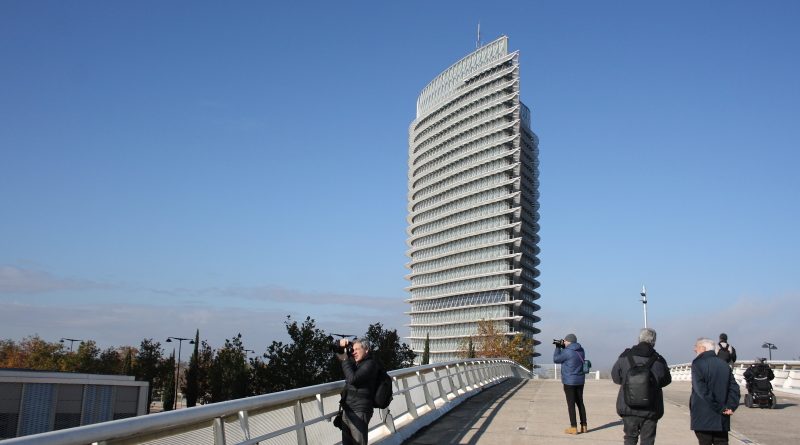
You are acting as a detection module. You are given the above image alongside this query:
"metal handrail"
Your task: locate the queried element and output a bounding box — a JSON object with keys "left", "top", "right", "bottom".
{"left": 1, "top": 358, "right": 529, "bottom": 445}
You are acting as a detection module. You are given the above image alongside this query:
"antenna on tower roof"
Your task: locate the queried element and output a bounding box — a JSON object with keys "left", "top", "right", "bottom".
{"left": 476, "top": 22, "right": 481, "bottom": 49}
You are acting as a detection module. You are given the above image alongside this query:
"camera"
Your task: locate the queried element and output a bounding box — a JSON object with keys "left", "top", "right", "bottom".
{"left": 329, "top": 337, "right": 354, "bottom": 356}
{"left": 553, "top": 338, "right": 565, "bottom": 348}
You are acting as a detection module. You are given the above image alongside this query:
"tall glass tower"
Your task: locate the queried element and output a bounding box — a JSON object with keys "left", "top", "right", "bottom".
{"left": 406, "top": 36, "right": 540, "bottom": 363}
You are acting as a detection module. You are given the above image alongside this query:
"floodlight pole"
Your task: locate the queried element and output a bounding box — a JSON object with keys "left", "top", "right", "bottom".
{"left": 640, "top": 285, "right": 648, "bottom": 328}
{"left": 60, "top": 338, "right": 83, "bottom": 352}
{"left": 166, "top": 336, "right": 195, "bottom": 409}
{"left": 762, "top": 342, "right": 777, "bottom": 361}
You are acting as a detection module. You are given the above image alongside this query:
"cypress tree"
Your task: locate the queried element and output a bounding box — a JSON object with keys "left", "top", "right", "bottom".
{"left": 184, "top": 329, "right": 200, "bottom": 407}
{"left": 421, "top": 333, "right": 430, "bottom": 365}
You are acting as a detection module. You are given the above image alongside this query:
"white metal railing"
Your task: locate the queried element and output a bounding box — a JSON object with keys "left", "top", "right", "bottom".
{"left": 0, "top": 359, "right": 529, "bottom": 445}
{"left": 533, "top": 363, "right": 600, "bottom": 381}
{"left": 669, "top": 360, "right": 800, "bottom": 390}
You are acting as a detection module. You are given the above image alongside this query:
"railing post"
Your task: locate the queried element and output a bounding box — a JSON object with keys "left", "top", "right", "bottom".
{"left": 455, "top": 363, "right": 466, "bottom": 391}
{"left": 237, "top": 410, "right": 251, "bottom": 440}
{"left": 402, "top": 376, "right": 419, "bottom": 419}
{"left": 294, "top": 400, "right": 307, "bottom": 445}
{"left": 213, "top": 417, "right": 226, "bottom": 445}
{"left": 445, "top": 365, "right": 457, "bottom": 397}
{"left": 433, "top": 367, "right": 447, "bottom": 403}
{"left": 417, "top": 371, "right": 435, "bottom": 410}
{"left": 315, "top": 394, "right": 325, "bottom": 418}
{"left": 465, "top": 363, "right": 476, "bottom": 388}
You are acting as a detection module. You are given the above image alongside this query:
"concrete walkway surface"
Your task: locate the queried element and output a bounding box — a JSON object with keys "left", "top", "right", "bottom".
{"left": 403, "top": 378, "right": 800, "bottom": 445}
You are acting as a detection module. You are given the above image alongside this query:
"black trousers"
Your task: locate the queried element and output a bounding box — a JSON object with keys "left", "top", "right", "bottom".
{"left": 623, "top": 416, "right": 658, "bottom": 445}
{"left": 341, "top": 406, "right": 372, "bottom": 445}
{"left": 695, "top": 430, "right": 729, "bottom": 445}
{"left": 562, "top": 384, "right": 587, "bottom": 427}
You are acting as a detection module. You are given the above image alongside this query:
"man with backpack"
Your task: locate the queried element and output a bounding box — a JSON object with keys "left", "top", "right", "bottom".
{"left": 715, "top": 333, "right": 737, "bottom": 366}
{"left": 611, "top": 328, "right": 672, "bottom": 445}
{"left": 336, "top": 338, "right": 379, "bottom": 445}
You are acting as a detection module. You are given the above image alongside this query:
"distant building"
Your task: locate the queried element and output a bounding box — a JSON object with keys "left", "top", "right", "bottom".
{"left": 406, "top": 36, "right": 541, "bottom": 363}
{"left": 0, "top": 369, "right": 149, "bottom": 439}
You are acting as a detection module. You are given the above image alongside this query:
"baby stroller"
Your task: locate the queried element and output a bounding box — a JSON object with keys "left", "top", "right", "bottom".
{"left": 743, "top": 358, "right": 776, "bottom": 409}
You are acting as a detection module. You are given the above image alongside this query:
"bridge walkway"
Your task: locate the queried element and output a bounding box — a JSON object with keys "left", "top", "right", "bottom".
{"left": 402, "top": 378, "right": 800, "bottom": 445}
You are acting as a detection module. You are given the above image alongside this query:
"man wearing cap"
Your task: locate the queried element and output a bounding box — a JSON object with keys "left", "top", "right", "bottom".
{"left": 554, "top": 333, "right": 588, "bottom": 434}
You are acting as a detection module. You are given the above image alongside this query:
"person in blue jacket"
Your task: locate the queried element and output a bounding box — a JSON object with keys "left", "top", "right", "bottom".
{"left": 553, "top": 333, "right": 588, "bottom": 434}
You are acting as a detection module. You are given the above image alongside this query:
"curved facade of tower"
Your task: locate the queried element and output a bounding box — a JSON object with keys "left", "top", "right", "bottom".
{"left": 406, "top": 36, "right": 541, "bottom": 363}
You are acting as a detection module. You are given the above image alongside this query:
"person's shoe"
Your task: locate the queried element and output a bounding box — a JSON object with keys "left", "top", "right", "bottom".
{"left": 564, "top": 427, "right": 578, "bottom": 435}
{"left": 580, "top": 424, "right": 588, "bottom": 433}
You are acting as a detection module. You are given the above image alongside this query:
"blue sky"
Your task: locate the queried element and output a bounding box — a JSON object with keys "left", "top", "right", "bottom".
{"left": 1, "top": 1, "right": 798, "bottom": 369}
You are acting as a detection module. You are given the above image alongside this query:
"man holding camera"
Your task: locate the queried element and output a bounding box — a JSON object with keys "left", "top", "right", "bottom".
{"left": 335, "top": 338, "right": 378, "bottom": 445}
{"left": 553, "top": 333, "right": 588, "bottom": 434}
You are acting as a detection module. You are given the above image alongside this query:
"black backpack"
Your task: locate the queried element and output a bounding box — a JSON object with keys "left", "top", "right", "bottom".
{"left": 623, "top": 353, "right": 658, "bottom": 409}
{"left": 717, "top": 343, "right": 735, "bottom": 363}
{"left": 373, "top": 362, "right": 393, "bottom": 409}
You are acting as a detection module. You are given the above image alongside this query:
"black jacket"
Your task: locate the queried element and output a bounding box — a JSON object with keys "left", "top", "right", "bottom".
{"left": 611, "top": 342, "right": 672, "bottom": 420}
{"left": 341, "top": 355, "right": 378, "bottom": 413}
{"left": 690, "top": 350, "right": 740, "bottom": 431}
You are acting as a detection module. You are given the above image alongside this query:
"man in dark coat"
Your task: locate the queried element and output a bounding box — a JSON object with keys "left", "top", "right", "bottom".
{"left": 690, "top": 337, "right": 740, "bottom": 445}
{"left": 336, "top": 338, "right": 378, "bottom": 445}
{"left": 611, "top": 328, "right": 672, "bottom": 445}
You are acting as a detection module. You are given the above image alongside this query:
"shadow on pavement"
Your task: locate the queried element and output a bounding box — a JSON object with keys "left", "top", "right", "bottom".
{"left": 589, "top": 419, "right": 623, "bottom": 432}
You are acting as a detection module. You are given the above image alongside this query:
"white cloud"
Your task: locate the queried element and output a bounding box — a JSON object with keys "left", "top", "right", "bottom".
{"left": 0, "top": 296, "right": 411, "bottom": 354}
{"left": 0, "top": 265, "right": 109, "bottom": 294}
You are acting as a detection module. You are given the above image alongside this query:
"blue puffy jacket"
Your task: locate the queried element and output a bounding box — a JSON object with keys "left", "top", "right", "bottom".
{"left": 554, "top": 342, "right": 586, "bottom": 385}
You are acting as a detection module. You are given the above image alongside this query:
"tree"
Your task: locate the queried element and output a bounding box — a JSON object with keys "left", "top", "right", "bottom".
{"left": 121, "top": 347, "right": 134, "bottom": 375}
{"left": 97, "top": 347, "right": 123, "bottom": 374}
{"left": 421, "top": 333, "right": 430, "bottom": 365}
{"left": 364, "top": 323, "right": 416, "bottom": 370}
{"left": 249, "top": 355, "right": 270, "bottom": 395}
{"left": 0, "top": 339, "right": 24, "bottom": 368}
{"left": 195, "top": 340, "right": 215, "bottom": 404}
{"left": 18, "top": 336, "right": 63, "bottom": 370}
{"left": 161, "top": 351, "right": 176, "bottom": 411}
{"left": 255, "top": 316, "right": 335, "bottom": 393}
{"left": 459, "top": 320, "right": 535, "bottom": 367}
{"left": 133, "top": 339, "right": 164, "bottom": 412}
{"left": 475, "top": 319, "right": 506, "bottom": 358}
{"left": 506, "top": 333, "right": 535, "bottom": 368}
{"left": 184, "top": 329, "right": 201, "bottom": 407}
{"left": 65, "top": 340, "right": 101, "bottom": 373}
{"left": 209, "top": 334, "right": 249, "bottom": 402}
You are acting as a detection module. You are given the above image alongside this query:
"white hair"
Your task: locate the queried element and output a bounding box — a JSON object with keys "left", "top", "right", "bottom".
{"left": 696, "top": 337, "right": 715, "bottom": 352}
{"left": 639, "top": 328, "right": 657, "bottom": 346}
{"left": 353, "top": 338, "right": 371, "bottom": 352}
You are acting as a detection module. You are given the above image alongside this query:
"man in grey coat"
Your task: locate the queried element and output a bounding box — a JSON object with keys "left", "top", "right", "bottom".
{"left": 611, "top": 328, "right": 672, "bottom": 445}
{"left": 691, "top": 337, "right": 740, "bottom": 444}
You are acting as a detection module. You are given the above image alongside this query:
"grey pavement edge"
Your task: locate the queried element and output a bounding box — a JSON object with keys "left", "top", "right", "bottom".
{"left": 402, "top": 378, "right": 800, "bottom": 445}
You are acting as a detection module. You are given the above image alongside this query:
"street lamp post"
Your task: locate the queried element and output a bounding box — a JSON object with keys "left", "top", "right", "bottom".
{"left": 762, "top": 342, "right": 777, "bottom": 361}
{"left": 166, "top": 336, "right": 195, "bottom": 409}
{"left": 639, "top": 285, "right": 648, "bottom": 328}
{"left": 60, "top": 338, "right": 83, "bottom": 352}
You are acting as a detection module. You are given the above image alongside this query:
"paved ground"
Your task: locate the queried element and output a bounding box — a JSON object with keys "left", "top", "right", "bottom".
{"left": 403, "top": 378, "right": 800, "bottom": 445}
